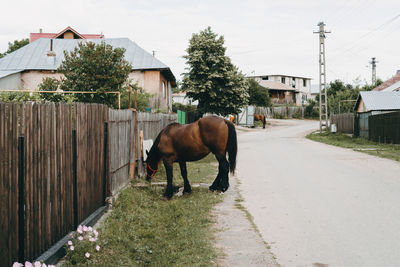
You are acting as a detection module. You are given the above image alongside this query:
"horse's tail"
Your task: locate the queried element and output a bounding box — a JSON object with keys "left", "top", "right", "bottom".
{"left": 225, "top": 120, "right": 237, "bottom": 174}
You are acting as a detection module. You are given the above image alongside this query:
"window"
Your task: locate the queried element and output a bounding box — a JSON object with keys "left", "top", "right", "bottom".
{"left": 162, "top": 81, "right": 166, "bottom": 99}
{"left": 262, "top": 76, "right": 269, "bottom": 80}
{"left": 281, "top": 77, "right": 286, "bottom": 84}
{"left": 292, "top": 77, "right": 296, "bottom": 88}
{"left": 303, "top": 79, "right": 307, "bottom": 87}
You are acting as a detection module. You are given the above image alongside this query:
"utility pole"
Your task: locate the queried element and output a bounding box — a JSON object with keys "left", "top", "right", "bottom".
{"left": 314, "top": 22, "right": 330, "bottom": 133}
{"left": 369, "top": 57, "right": 378, "bottom": 85}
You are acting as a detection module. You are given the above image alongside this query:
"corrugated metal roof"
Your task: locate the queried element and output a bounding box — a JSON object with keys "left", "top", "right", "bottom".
{"left": 354, "top": 91, "right": 400, "bottom": 112}
{"left": 0, "top": 37, "right": 171, "bottom": 73}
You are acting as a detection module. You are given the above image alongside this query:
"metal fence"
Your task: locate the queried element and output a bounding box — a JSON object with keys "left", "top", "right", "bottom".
{"left": 255, "top": 106, "right": 304, "bottom": 119}
{"left": 330, "top": 113, "right": 354, "bottom": 134}
{"left": 369, "top": 111, "right": 400, "bottom": 144}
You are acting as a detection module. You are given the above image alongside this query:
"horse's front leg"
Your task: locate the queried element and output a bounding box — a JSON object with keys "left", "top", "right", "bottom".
{"left": 163, "top": 159, "right": 174, "bottom": 199}
{"left": 179, "top": 161, "right": 191, "bottom": 194}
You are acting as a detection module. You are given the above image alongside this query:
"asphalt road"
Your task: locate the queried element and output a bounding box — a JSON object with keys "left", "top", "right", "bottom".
{"left": 236, "top": 119, "right": 400, "bottom": 267}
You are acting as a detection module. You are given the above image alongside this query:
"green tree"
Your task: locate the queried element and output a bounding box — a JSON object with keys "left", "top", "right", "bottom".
{"left": 0, "top": 38, "right": 29, "bottom": 58}
{"left": 58, "top": 41, "right": 132, "bottom": 108}
{"left": 38, "top": 77, "right": 73, "bottom": 102}
{"left": 120, "top": 84, "right": 152, "bottom": 111}
{"left": 182, "top": 27, "right": 249, "bottom": 116}
{"left": 247, "top": 78, "right": 271, "bottom": 107}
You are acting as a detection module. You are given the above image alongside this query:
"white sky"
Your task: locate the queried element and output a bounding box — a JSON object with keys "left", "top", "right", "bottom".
{"left": 1, "top": 0, "right": 399, "bottom": 86}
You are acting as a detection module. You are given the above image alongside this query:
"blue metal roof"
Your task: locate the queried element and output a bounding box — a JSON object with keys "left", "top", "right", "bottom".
{"left": 0, "top": 38, "right": 175, "bottom": 80}
{"left": 354, "top": 91, "right": 400, "bottom": 112}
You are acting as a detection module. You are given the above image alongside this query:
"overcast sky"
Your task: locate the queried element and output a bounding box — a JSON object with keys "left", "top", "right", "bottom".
{"left": 1, "top": 0, "right": 399, "bottom": 86}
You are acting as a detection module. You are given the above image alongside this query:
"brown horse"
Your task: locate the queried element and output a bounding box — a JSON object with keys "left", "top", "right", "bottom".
{"left": 145, "top": 116, "right": 237, "bottom": 199}
{"left": 254, "top": 113, "right": 266, "bottom": 128}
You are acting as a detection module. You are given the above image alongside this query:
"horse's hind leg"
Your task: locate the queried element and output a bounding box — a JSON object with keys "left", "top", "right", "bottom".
{"left": 179, "top": 161, "right": 191, "bottom": 194}
{"left": 209, "top": 155, "right": 230, "bottom": 192}
{"left": 163, "top": 159, "right": 174, "bottom": 199}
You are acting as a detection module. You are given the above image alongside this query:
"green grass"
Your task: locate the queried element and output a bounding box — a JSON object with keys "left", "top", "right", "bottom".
{"left": 307, "top": 132, "right": 400, "bottom": 162}
{"left": 62, "top": 155, "right": 223, "bottom": 266}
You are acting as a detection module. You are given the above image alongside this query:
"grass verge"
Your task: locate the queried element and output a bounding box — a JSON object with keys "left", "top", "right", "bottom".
{"left": 62, "top": 154, "right": 223, "bottom": 266}
{"left": 307, "top": 132, "right": 400, "bottom": 162}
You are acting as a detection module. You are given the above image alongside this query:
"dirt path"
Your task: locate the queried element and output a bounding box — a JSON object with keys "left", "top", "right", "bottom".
{"left": 214, "top": 173, "right": 278, "bottom": 266}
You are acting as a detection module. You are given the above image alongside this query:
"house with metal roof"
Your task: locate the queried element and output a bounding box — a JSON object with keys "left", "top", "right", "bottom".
{"left": 0, "top": 37, "right": 176, "bottom": 111}
{"left": 249, "top": 74, "right": 312, "bottom": 105}
{"left": 353, "top": 91, "right": 400, "bottom": 138}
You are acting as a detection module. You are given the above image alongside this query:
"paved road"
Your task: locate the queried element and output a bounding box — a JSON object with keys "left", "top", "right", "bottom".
{"left": 236, "top": 119, "right": 400, "bottom": 267}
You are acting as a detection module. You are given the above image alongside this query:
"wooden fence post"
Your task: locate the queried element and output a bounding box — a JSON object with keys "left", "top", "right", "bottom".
{"left": 18, "top": 136, "right": 25, "bottom": 263}
{"left": 72, "top": 130, "right": 78, "bottom": 230}
{"left": 103, "top": 122, "right": 108, "bottom": 204}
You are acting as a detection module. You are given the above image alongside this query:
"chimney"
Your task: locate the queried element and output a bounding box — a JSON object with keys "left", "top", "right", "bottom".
{"left": 47, "top": 39, "right": 56, "bottom": 65}
{"left": 39, "top": 28, "right": 43, "bottom": 33}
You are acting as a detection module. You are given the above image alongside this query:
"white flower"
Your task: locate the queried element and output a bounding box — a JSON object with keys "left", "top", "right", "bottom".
{"left": 33, "top": 261, "right": 41, "bottom": 267}
{"left": 12, "top": 263, "right": 23, "bottom": 267}
{"left": 96, "top": 245, "right": 101, "bottom": 251}
{"left": 77, "top": 228, "right": 83, "bottom": 234}
{"left": 88, "top": 226, "right": 93, "bottom": 231}
{"left": 83, "top": 226, "right": 88, "bottom": 232}
{"left": 89, "top": 237, "right": 96, "bottom": 242}
{"left": 85, "top": 252, "right": 90, "bottom": 258}
{"left": 78, "top": 236, "right": 83, "bottom": 241}
{"left": 25, "top": 262, "right": 33, "bottom": 267}
{"left": 94, "top": 230, "right": 98, "bottom": 237}
{"left": 70, "top": 245, "right": 74, "bottom": 251}
{"left": 67, "top": 240, "right": 73, "bottom": 246}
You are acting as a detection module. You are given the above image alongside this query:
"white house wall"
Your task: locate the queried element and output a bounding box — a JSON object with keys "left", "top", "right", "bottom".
{"left": 0, "top": 72, "right": 22, "bottom": 89}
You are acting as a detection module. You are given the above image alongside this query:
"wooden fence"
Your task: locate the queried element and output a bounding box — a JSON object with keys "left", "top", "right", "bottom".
{"left": 108, "top": 109, "right": 135, "bottom": 196}
{"left": 369, "top": 111, "right": 400, "bottom": 144}
{"left": 330, "top": 113, "right": 354, "bottom": 134}
{"left": 0, "top": 102, "right": 108, "bottom": 267}
{"left": 136, "top": 112, "right": 177, "bottom": 176}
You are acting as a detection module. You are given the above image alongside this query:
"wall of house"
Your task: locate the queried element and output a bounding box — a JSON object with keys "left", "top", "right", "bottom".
{"left": 0, "top": 72, "right": 22, "bottom": 89}
{"left": 128, "top": 71, "right": 145, "bottom": 89}
{"left": 21, "top": 71, "right": 64, "bottom": 90}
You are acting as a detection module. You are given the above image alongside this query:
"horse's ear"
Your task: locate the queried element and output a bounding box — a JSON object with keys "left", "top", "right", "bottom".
{"left": 146, "top": 150, "right": 149, "bottom": 156}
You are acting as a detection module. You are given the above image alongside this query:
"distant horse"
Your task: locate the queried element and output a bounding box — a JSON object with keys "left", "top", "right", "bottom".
{"left": 145, "top": 116, "right": 237, "bottom": 199}
{"left": 254, "top": 113, "right": 266, "bottom": 128}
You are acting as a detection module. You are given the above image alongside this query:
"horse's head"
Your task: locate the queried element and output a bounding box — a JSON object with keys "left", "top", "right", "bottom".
{"left": 145, "top": 150, "right": 158, "bottom": 181}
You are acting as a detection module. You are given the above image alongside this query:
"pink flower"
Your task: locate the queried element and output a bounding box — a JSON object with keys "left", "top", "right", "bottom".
{"left": 94, "top": 230, "right": 98, "bottom": 237}
{"left": 96, "top": 245, "right": 101, "bottom": 251}
{"left": 69, "top": 245, "right": 74, "bottom": 251}
{"left": 83, "top": 226, "right": 88, "bottom": 232}
{"left": 78, "top": 236, "right": 83, "bottom": 241}
{"left": 34, "top": 262, "right": 41, "bottom": 267}
{"left": 85, "top": 252, "right": 90, "bottom": 258}
{"left": 89, "top": 237, "right": 96, "bottom": 242}
{"left": 12, "top": 263, "right": 23, "bottom": 267}
{"left": 88, "top": 226, "right": 93, "bottom": 231}
{"left": 25, "top": 262, "right": 33, "bottom": 267}
{"left": 67, "top": 240, "right": 73, "bottom": 246}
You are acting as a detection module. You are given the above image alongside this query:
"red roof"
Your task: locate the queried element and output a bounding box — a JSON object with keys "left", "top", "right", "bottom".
{"left": 30, "top": 26, "right": 104, "bottom": 43}
{"left": 372, "top": 71, "right": 400, "bottom": 91}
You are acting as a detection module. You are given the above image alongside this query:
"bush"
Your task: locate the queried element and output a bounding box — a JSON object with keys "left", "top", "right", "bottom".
{"left": 304, "top": 100, "right": 319, "bottom": 118}
{"left": 38, "top": 77, "right": 74, "bottom": 103}
{"left": 0, "top": 91, "right": 40, "bottom": 102}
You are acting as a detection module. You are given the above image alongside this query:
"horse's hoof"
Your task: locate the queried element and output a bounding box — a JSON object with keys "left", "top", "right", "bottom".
{"left": 183, "top": 191, "right": 191, "bottom": 196}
